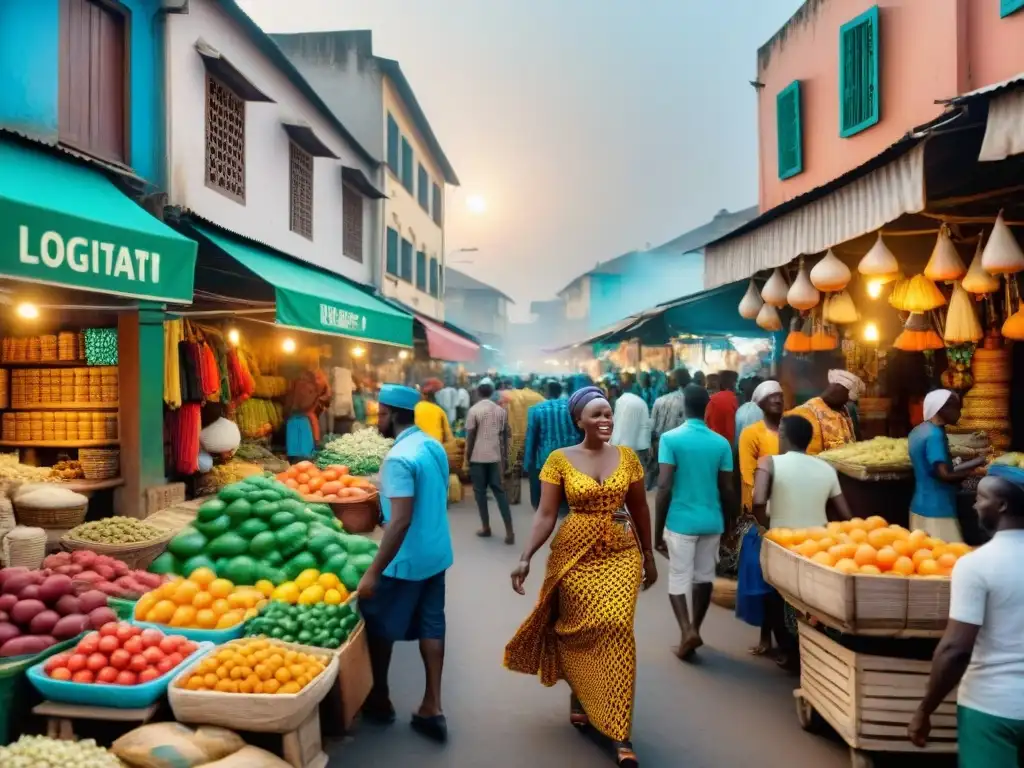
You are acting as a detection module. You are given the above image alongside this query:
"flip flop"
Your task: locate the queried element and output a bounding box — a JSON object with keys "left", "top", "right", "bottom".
{"left": 361, "top": 699, "right": 396, "bottom": 725}
{"left": 411, "top": 714, "right": 448, "bottom": 743}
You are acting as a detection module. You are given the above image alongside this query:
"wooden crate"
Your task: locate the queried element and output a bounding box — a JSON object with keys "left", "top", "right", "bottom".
{"left": 761, "top": 538, "right": 948, "bottom": 636}
{"left": 796, "top": 621, "right": 957, "bottom": 762}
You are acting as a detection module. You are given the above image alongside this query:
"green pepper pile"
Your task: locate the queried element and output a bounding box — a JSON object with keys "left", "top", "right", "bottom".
{"left": 247, "top": 600, "right": 360, "bottom": 648}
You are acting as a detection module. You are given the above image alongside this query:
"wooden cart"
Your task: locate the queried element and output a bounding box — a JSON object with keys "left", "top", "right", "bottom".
{"left": 796, "top": 622, "right": 957, "bottom": 768}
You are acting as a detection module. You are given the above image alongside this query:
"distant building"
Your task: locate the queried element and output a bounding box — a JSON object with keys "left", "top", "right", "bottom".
{"left": 273, "top": 30, "right": 459, "bottom": 320}
{"left": 443, "top": 268, "right": 513, "bottom": 352}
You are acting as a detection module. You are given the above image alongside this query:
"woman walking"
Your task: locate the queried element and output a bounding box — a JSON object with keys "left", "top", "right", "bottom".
{"left": 505, "top": 386, "right": 657, "bottom": 767}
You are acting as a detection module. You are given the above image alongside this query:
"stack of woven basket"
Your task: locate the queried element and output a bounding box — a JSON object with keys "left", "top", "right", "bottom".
{"left": 957, "top": 346, "right": 1011, "bottom": 451}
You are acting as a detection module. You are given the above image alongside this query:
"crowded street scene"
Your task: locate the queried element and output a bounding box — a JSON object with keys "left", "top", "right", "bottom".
{"left": 1, "top": 0, "right": 1024, "bottom": 766}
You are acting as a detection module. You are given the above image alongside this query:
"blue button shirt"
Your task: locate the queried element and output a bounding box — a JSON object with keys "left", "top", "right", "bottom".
{"left": 379, "top": 426, "right": 453, "bottom": 580}
{"left": 658, "top": 418, "right": 733, "bottom": 536}
{"left": 523, "top": 399, "right": 578, "bottom": 473}
{"left": 909, "top": 421, "right": 956, "bottom": 519}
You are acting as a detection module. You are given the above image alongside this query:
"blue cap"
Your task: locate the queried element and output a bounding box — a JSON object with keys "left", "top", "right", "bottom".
{"left": 379, "top": 383, "right": 421, "bottom": 412}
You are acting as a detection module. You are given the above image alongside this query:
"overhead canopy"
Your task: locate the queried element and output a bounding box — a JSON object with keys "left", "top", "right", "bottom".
{"left": 341, "top": 166, "right": 386, "bottom": 199}
{"left": 417, "top": 314, "right": 479, "bottom": 362}
{"left": 196, "top": 39, "right": 273, "bottom": 102}
{"left": 0, "top": 139, "right": 197, "bottom": 303}
{"left": 282, "top": 122, "right": 338, "bottom": 158}
{"left": 194, "top": 225, "right": 413, "bottom": 347}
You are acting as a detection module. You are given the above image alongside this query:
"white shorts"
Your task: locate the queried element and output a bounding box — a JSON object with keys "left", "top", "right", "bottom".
{"left": 665, "top": 531, "right": 720, "bottom": 596}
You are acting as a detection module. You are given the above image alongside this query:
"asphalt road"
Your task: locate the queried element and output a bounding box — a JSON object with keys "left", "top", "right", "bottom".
{"left": 327, "top": 494, "right": 954, "bottom": 768}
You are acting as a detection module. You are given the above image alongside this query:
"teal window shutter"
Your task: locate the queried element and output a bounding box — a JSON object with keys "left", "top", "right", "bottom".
{"left": 386, "top": 227, "right": 399, "bottom": 276}
{"left": 839, "top": 5, "right": 880, "bottom": 138}
{"left": 386, "top": 114, "right": 399, "bottom": 171}
{"left": 400, "top": 238, "right": 413, "bottom": 281}
{"left": 1002, "top": 0, "right": 1024, "bottom": 16}
{"left": 417, "top": 164, "right": 429, "bottom": 210}
{"left": 431, "top": 183, "right": 442, "bottom": 225}
{"left": 777, "top": 81, "right": 803, "bottom": 179}
{"left": 401, "top": 138, "right": 413, "bottom": 192}
{"left": 429, "top": 257, "right": 439, "bottom": 297}
{"left": 415, "top": 250, "right": 427, "bottom": 291}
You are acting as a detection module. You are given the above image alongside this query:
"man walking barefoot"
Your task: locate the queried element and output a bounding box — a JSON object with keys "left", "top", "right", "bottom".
{"left": 358, "top": 384, "right": 453, "bottom": 742}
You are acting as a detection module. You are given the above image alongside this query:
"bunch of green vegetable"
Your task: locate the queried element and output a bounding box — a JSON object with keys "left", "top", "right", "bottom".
{"left": 246, "top": 600, "right": 360, "bottom": 648}
{"left": 67, "top": 516, "right": 165, "bottom": 545}
{"left": 315, "top": 428, "right": 393, "bottom": 475}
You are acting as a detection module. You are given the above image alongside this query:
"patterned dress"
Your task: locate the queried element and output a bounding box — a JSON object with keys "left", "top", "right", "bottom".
{"left": 504, "top": 446, "right": 645, "bottom": 742}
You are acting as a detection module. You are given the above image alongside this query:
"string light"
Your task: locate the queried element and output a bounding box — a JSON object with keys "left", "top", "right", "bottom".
{"left": 866, "top": 280, "right": 883, "bottom": 299}
{"left": 282, "top": 338, "right": 296, "bottom": 353}
{"left": 15, "top": 302, "right": 38, "bottom": 319}
{"left": 398, "top": 350, "right": 409, "bottom": 360}
{"left": 352, "top": 346, "right": 366, "bottom": 358}
{"left": 227, "top": 328, "right": 240, "bottom": 345}
{"left": 863, "top": 322, "right": 879, "bottom": 342}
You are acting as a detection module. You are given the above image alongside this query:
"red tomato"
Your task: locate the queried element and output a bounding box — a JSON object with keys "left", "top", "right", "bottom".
{"left": 77, "top": 633, "right": 100, "bottom": 655}
{"left": 137, "top": 668, "right": 160, "bottom": 684}
{"left": 50, "top": 667, "right": 72, "bottom": 681}
{"left": 140, "top": 629, "right": 164, "bottom": 648}
{"left": 98, "top": 635, "right": 120, "bottom": 654}
{"left": 142, "top": 647, "right": 165, "bottom": 664}
{"left": 109, "top": 649, "right": 131, "bottom": 670}
{"left": 96, "top": 667, "right": 118, "bottom": 684}
{"left": 66, "top": 654, "right": 88, "bottom": 673}
{"left": 116, "top": 624, "right": 139, "bottom": 643}
{"left": 99, "top": 622, "right": 120, "bottom": 637}
{"left": 155, "top": 658, "right": 174, "bottom": 674}
{"left": 115, "top": 670, "right": 137, "bottom": 686}
{"left": 44, "top": 653, "right": 71, "bottom": 673}
{"left": 158, "top": 636, "right": 182, "bottom": 654}
{"left": 86, "top": 653, "right": 108, "bottom": 672}
{"left": 179, "top": 641, "right": 198, "bottom": 656}
{"left": 129, "top": 654, "right": 149, "bottom": 673}
{"left": 72, "top": 669, "right": 94, "bottom": 684}
{"left": 166, "top": 652, "right": 184, "bottom": 667}
{"left": 123, "top": 636, "right": 144, "bottom": 655}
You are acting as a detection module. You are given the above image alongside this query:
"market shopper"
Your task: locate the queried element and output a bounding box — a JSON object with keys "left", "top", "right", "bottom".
{"left": 734, "top": 375, "right": 766, "bottom": 447}
{"left": 654, "top": 384, "right": 736, "bottom": 661}
{"left": 506, "top": 385, "right": 656, "bottom": 768}
{"left": 523, "top": 380, "right": 576, "bottom": 513}
{"left": 908, "top": 389, "right": 985, "bottom": 544}
{"left": 465, "top": 377, "right": 515, "bottom": 543}
{"left": 611, "top": 392, "right": 652, "bottom": 467}
{"left": 909, "top": 475, "right": 1024, "bottom": 765}
{"left": 415, "top": 378, "right": 454, "bottom": 444}
{"left": 646, "top": 368, "right": 691, "bottom": 490}
{"left": 705, "top": 369, "right": 740, "bottom": 444}
{"left": 358, "top": 384, "right": 453, "bottom": 743}
{"left": 789, "top": 369, "right": 864, "bottom": 454}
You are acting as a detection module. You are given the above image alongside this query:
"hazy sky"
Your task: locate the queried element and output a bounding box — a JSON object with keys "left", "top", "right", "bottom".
{"left": 239, "top": 0, "right": 803, "bottom": 319}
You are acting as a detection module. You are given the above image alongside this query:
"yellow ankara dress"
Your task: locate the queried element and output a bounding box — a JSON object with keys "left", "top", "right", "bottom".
{"left": 504, "top": 446, "right": 644, "bottom": 742}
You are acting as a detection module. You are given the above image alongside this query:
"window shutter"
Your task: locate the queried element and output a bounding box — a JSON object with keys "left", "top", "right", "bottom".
{"left": 432, "top": 183, "right": 443, "bottom": 226}
{"left": 776, "top": 81, "right": 803, "bottom": 180}
{"left": 343, "top": 187, "right": 363, "bottom": 262}
{"left": 386, "top": 227, "right": 399, "bottom": 276}
{"left": 418, "top": 164, "right": 429, "bottom": 210}
{"left": 839, "top": 5, "right": 880, "bottom": 138}
{"left": 429, "top": 257, "right": 439, "bottom": 297}
{"left": 386, "top": 114, "right": 399, "bottom": 171}
{"left": 288, "top": 142, "right": 313, "bottom": 239}
{"left": 1002, "top": 0, "right": 1024, "bottom": 16}
{"left": 401, "top": 138, "right": 414, "bottom": 192}
{"left": 416, "top": 251, "right": 427, "bottom": 291}
{"left": 400, "top": 238, "right": 413, "bottom": 282}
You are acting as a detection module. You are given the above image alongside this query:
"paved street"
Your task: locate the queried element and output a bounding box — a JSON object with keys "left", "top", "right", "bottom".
{"left": 328, "top": 495, "right": 952, "bottom": 768}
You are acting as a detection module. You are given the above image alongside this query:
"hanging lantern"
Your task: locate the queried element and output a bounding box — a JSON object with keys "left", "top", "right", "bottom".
{"left": 823, "top": 289, "right": 860, "bottom": 324}
{"left": 810, "top": 249, "right": 851, "bottom": 292}
{"left": 888, "top": 276, "right": 911, "bottom": 310}
{"left": 902, "top": 274, "right": 947, "bottom": 312}
{"left": 944, "top": 282, "right": 983, "bottom": 344}
{"left": 738, "top": 280, "right": 764, "bottom": 319}
{"left": 962, "top": 240, "right": 1000, "bottom": 294}
{"left": 810, "top": 328, "right": 839, "bottom": 351}
{"left": 787, "top": 260, "right": 820, "bottom": 310}
{"left": 858, "top": 233, "right": 899, "bottom": 280}
{"left": 1002, "top": 307, "right": 1024, "bottom": 340}
{"left": 894, "top": 313, "right": 944, "bottom": 351}
{"left": 924, "top": 225, "right": 966, "bottom": 282}
{"left": 760, "top": 268, "right": 789, "bottom": 308}
{"left": 756, "top": 303, "right": 782, "bottom": 331}
{"left": 784, "top": 316, "right": 812, "bottom": 353}
{"left": 981, "top": 211, "right": 1024, "bottom": 275}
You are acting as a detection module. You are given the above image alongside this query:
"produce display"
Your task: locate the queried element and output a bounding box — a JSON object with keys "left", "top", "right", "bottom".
{"left": 766, "top": 516, "right": 972, "bottom": 577}
{"left": 315, "top": 428, "right": 393, "bottom": 475}
{"left": 176, "top": 637, "right": 328, "bottom": 694}
{"left": 0, "top": 566, "right": 118, "bottom": 656}
{"left": 0, "top": 735, "right": 122, "bottom": 768}
{"left": 247, "top": 595, "right": 359, "bottom": 649}
{"left": 66, "top": 517, "right": 166, "bottom": 545}
{"left": 235, "top": 398, "right": 283, "bottom": 439}
{"left": 266, "top": 568, "right": 350, "bottom": 605}
{"left": 819, "top": 437, "right": 911, "bottom": 468}
{"left": 234, "top": 441, "right": 289, "bottom": 473}
{"left": 41, "top": 621, "right": 198, "bottom": 685}
{"left": 51, "top": 460, "right": 84, "bottom": 481}
{"left": 133, "top": 569, "right": 266, "bottom": 630}
{"left": 42, "top": 551, "right": 167, "bottom": 600}
{"left": 254, "top": 375, "right": 288, "bottom": 399}
{"left": 0, "top": 453, "right": 53, "bottom": 483}
{"left": 275, "top": 460, "right": 375, "bottom": 501}
{"left": 206, "top": 461, "right": 263, "bottom": 487}
{"left": 992, "top": 451, "right": 1024, "bottom": 468}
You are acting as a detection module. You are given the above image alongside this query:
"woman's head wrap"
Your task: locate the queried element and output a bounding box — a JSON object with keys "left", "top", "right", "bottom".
{"left": 568, "top": 385, "right": 607, "bottom": 421}
{"left": 828, "top": 369, "right": 865, "bottom": 401}
{"left": 751, "top": 380, "right": 783, "bottom": 405}
{"left": 421, "top": 378, "right": 444, "bottom": 395}
{"left": 923, "top": 389, "right": 955, "bottom": 421}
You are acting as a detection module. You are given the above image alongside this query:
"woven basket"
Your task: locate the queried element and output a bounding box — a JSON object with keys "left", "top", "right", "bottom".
{"left": 60, "top": 528, "right": 174, "bottom": 569}
{"left": 168, "top": 639, "right": 339, "bottom": 732}
{"left": 2, "top": 526, "right": 47, "bottom": 568}
{"left": 80, "top": 448, "right": 120, "bottom": 480}
{"left": 14, "top": 500, "right": 87, "bottom": 529}
{"left": 711, "top": 577, "right": 737, "bottom": 610}
{"left": 323, "top": 490, "right": 381, "bottom": 534}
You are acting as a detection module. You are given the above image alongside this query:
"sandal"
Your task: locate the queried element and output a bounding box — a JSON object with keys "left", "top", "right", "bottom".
{"left": 570, "top": 695, "right": 589, "bottom": 729}
{"left": 613, "top": 741, "right": 639, "bottom": 767}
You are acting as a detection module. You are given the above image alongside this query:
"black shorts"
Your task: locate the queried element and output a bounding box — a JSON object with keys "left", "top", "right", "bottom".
{"left": 361, "top": 570, "right": 446, "bottom": 642}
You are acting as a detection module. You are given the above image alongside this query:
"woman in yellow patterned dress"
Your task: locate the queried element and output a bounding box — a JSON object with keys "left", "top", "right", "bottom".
{"left": 505, "top": 386, "right": 657, "bottom": 767}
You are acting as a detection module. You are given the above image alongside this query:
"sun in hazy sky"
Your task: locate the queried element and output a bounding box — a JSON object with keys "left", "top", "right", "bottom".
{"left": 466, "top": 194, "right": 487, "bottom": 215}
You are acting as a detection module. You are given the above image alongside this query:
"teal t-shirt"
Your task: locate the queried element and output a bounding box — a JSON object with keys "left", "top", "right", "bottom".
{"left": 659, "top": 418, "right": 733, "bottom": 536}
{"left": 908, "top": 421, "right": 956, "bottom": 518}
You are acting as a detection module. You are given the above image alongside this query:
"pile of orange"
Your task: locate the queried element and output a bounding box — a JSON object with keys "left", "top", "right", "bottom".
{"left": 275, "top": 461, "right": 375, "bottom": 501}
{"left": 766, "top": 517, "right": 971, "bottom": 578}
{"left": 177, "top": 638, "right": 328, "bottom": 694}
{"left": 134, "top": 569, "right": 268, "bottom": 629}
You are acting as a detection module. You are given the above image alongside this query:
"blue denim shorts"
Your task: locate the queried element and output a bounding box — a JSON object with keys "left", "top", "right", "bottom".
{"left": 361, "top": 570, "right": 446, "bottom": 642}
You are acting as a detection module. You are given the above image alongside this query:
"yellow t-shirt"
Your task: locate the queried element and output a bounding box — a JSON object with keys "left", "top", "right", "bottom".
{"left": 415, "top": 401, "right": 453, "bottom": 444}
{"left": 737, "top": 420, "right": 780, "bottom": 510}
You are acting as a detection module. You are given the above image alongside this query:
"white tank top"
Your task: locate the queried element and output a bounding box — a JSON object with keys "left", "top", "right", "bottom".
{"left": 769, "top": 452, "right": 842, "bottom": 530}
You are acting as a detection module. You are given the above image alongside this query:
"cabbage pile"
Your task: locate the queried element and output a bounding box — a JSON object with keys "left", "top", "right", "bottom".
{"left": 316, "top": 428, "right": 394, "bottom": 475}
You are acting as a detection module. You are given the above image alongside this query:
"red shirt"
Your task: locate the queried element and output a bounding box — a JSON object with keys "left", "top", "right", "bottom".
{"left": 705, "top": 390, "right": 739, "bottom": 444}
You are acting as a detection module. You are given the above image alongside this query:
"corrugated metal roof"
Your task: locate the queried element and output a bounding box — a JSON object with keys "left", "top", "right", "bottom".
{"left": 942, "top": 73, "right": 1024, "bottom": 105}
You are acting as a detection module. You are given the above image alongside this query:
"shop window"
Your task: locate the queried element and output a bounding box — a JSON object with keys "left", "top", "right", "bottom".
{"left": 416, "top": 250, "right": 427, "bottom": 291}
{"left": 401, "top": 137, "right": 414, "bottom": 192}
{"left": 432, "top": 183, "right": 443, "bottom": 226}
{"left": 1003, "top": 0, "right": 1024, "bottom": 15}
{"left": 387, "top": 113, "right": 400, "bottom": 172}
{"left": 418, "top": 164, "right": 430, "bottom": 211}
{"left": 400, "top": 238, "right": 413, "bottom": 282}
{"left": 59, "top": 0, "right": 128, "bottom": 165}
{"left": 205, "top": 75, "right": 246, "bottom": 201}
{"left": 429, "top": 257, "right": 439, "bottom": 297}
{"left": 343, "top": 186, "right": 364, "bottom": 262}
{"left": 386, "top": 227, "right": 399, "bottom": 276}
{"left": 289, "top": 142, "right": 313, "bottom": 240}
{"left": 777, "top": 80, "right": 803, "bottom": 180}
{"left": 839, "top": 5, "right": 880, "bottom": 138}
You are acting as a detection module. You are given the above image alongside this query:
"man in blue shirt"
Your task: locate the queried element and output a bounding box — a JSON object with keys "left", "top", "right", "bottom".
{"left": 523, "top": 379, "right": 577, "bottom": 512}
{"left": 358, "top": 384, "right": 453, "bottom": 743}
{"left": 654, "top": 384, "right": 736, "bottom": 661}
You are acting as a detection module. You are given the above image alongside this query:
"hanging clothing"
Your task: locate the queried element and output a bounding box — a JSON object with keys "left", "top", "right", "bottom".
{"left": 331, "top": 368, "right": 355, "bottom": 418}
{"left": 286, "top": 413, "right": 316, "bottom": 458}
{"left": 163, "top": 319, "right": 183, "bottom": 408}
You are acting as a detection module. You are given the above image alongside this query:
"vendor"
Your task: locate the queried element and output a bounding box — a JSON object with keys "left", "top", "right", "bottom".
{"left": 415, "top": 378, "right": 454, "bottom": 444}
{"left": 908, "top": 390, "right": 985, "bottom": 543}
{"left": 789, "top": 369, "right": 864, "bottom": 455}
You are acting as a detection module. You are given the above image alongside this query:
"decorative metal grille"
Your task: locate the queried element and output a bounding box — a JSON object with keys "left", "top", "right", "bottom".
{"left": 205, "top": 75, "right": 245, "bottom": 201}
{"left": 289, "top": 142, "right": 313, "bottom": 239}
{"left": 343, "top": 188, "right": 364, "bottom": 262}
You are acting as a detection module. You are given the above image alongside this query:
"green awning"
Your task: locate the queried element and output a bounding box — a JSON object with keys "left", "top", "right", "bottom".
{"left": 195, "top": 225, "right": 413, "bottom": 347}
{"left": 0, "top": 139, "right": 197, "bottom": 303}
